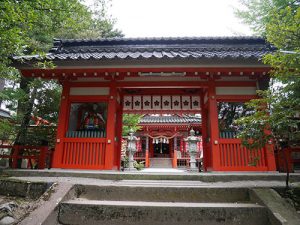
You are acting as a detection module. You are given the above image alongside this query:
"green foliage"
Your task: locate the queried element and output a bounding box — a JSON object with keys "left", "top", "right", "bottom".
{"left": 121, "top": 156, "right": 145, "bottom": 171}
{"left": 0, "top": 0, "right": 123, "bottom": 145}
{"left": 121, "top": 155, "right": 129, "bottom": 168}
{"left": 264, "top": 5, "right": 300, "bottom": 80}
{"left": 32, "top": 80, "right": 62, "bottom": 123}
{"left": 0, "top": 118, "right": 16, "bottom": 142}
{"left": 133, "top": 161, "right": 145, "bottom": 171}
{"left": 236, "top": 91, "right": 275, "bottom": 151}
{"left": 122, "top": 114, "right": 143, "bottom": 136}
{"left": 235, "top": 0, "right": 298, "bottom": 35}
{"left": 218, "top": 102, "right": 252, "bottom": 132}
{"left": 236, "top": 0, "right": 300, "bottom": 152}
{"left": 25, "top": 126, "right": 57, "bottom": 148}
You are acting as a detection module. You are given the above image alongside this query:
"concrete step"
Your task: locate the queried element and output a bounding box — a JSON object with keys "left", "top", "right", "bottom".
{"left": 74, "top": 185, "right": 250, "bottom": 203}
{"left": 59, "top": 200, "right": 269, "bottom": 225}
{"left": 3, "top": 169, "right": 300, "bottom": 183}
{"left": 57, "top": 185, "right": 271, "bottom": 224}
{"left": 150, "top": 158, "right": 172, "bottom": 168}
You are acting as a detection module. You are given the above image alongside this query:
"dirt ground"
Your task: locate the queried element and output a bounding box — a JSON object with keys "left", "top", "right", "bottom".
{"left": 0, "top": 195, "right": 37, "bottom": 225}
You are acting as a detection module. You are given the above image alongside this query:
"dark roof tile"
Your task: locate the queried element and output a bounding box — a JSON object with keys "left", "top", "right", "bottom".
{"left": 140, "top": 115, "right": 201, "bottom": 124}
{"left": 0, "top": 109, "right": 11, "bottom": 119}
{"left": 15, "top": 36, "right": 275, "bottom": 61}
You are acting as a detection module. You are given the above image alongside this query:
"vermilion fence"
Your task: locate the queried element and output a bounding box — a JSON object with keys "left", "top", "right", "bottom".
{"left": 60, "top": 138, "right": 106, "bottom": 169}
{"left": 133, "top": 151, "right": 145, "bottom": 159}
{"left": 218, "top": 139, "right": 268, "bottom": 171}
{"left": 133, "top": 151, "right": 146, "bottom": 164}
{"left": 176, "top": 151, "right": 202, "bottom": 168}
{"left": 0, "top": 145, "right": 49, "bottom": 169}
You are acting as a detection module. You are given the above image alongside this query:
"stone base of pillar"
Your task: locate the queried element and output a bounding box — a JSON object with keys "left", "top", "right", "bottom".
{"left": 124, "top": 167, "right": 136, "bottom": 171}
{"left": 187, "top": 168, "right": 198, "bottom": 173}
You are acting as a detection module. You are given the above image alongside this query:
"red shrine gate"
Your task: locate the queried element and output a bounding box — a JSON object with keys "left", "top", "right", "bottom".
{"left": 14, "top": 37, "right": 277, "bottom": 171}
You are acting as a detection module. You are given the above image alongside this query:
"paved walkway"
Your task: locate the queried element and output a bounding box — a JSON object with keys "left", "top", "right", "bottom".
{"left": 139, "top": 168, "right": 186, "bottom": 173}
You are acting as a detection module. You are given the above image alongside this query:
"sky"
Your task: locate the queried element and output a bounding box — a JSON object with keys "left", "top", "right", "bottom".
{"left": 92, "top": 0, "right": 254, "bottom": 37}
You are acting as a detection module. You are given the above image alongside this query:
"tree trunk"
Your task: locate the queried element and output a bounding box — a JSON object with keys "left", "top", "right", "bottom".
{"left": 15, "top": 78, "right": 37, "bottom": 145}
{"left": 283, "top": 147, "right": 290, "bottom": 190}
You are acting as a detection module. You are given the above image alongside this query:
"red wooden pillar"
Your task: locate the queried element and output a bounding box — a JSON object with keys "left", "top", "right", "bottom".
{"left": 200, "top": 90, "right": 208, "bottom": 171}
{"left": 149, "top": 138, "right": 154, "bottom": 158}
{"left": 52, "top": 82, "right": 70, "bottom": 168}
{"left": 145, "top": 136, "right": 150, "bottom": 167}
{"left": 180, "top": 138, "right": 183, "bottom": 152}
{"left": 38, "top": 146, "right": 48, "bottom": 169}
{"left": 115, "top": 92, "right": 123, "bottom": 170}
{"left": 172, "top": 137, "right": 177, "bottom": 168}
{"left": 208, "top": 78, "right": 221, "bottom": 171}
{"left": 105, "top": 83, "right": 117, "bottom": 170}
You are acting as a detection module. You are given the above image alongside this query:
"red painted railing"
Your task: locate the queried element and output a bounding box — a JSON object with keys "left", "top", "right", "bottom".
{"left": 176, "top": 151, "right": 202, "bottom": 168}
{"left": 0, "top": 145, "right": 49, "bottom": 169}
{"left": 218, "top": 139, "right": 268, "bottom": 171}
{"left": 204, "top": 144, "right": 211, "bottom": 170}
{"left": 132, "top": 151, "right": 146, "bottom": 165}
{"left": 134, "top": 151, "right": 145, "bottom": 159}
{"left": 276, "top": 147, "right": 300, "bottom": 172}
{"left": 60, "top": 138, "right": 106, "bottom": 169}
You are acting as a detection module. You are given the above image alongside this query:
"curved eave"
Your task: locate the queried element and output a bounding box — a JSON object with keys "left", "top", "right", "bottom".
{"left": 13, "top": 57, "right": 271, "bottom": 74}
{"left": 14, "top": 52, "right": 267, "bottom": 62}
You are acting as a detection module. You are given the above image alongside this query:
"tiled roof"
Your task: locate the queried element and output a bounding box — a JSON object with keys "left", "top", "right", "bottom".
{"left": 0, "top": 109, "right": 11, "bottom": 119}
{"left": 140, "top": 115, "right": 201, "bottom": 124}
{"left": 16, "top": 37, "right": 274, "bottom": 61}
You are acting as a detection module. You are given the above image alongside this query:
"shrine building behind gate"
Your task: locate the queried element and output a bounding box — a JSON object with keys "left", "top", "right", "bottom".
{"left": 133, "top": 114, "right": 202, "bottom": 169}
{"left": 14, "top": 37, "right": 277, "bottom": 171}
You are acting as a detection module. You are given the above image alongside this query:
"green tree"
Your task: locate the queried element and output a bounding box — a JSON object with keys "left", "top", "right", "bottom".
{"left": 122, "top": 114, "right": 143, "bottom": 136}
{"left": 0, "top": 0, "right": 122, "bottom": 144}
{"left": 236, "top": 0, "right": 300, "bottom": 188}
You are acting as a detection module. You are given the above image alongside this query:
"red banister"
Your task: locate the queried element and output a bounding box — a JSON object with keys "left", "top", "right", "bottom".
{"left": 218, "top": 138, "right": 269, "bottom": 171}
{"left": 0, "top": 145, "right": 49, "bottom": 169}
{"left": 60, "top": 138, "right": 106, "bottom": 169}
{"left": 219, "top": 139, "right": 242, "bottom": 144}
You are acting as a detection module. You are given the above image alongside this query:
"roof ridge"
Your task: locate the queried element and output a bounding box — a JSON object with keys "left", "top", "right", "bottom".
{"left": 56, "top": 36, "right": 264, "bottom": 43}
{"left": 48, "top": 36, "right": 271, "bottom": 55}
{"left": 18, "top": 36, "right": 274, "bottom": 61}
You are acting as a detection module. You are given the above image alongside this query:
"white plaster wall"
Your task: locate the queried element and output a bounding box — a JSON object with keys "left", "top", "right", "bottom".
{"left": 70, "top": 87, "right": 109, "bottom": 96}
{"left": 219, "top": 76, "right": 252, "bottom": 81}
{"left": 72, "top": 77, "right": 108, "bottom": 82}
{"left": 121, "top": 77, "right": 205, "bottom": 82}
{"left": 216, "top": 87, "right": 257, "bottom": 95}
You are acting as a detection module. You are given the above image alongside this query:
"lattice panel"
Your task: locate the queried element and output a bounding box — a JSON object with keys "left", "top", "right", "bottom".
{"left": 123, "top": 95, "right": 201, "bottom": 112}
{"left": 143, "top": 96, "right": 152, "bottom": 110}
{"left": 172, "top": 96, "right": 181, "bottom": 110}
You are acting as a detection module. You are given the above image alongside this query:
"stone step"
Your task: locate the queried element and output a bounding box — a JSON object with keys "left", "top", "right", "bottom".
{"left": 4, "top": 169, "right": 300, "bottom": 183}
{"left": 74, "top": 185, "right": 250, "bottom": 203}
{"left": 150, "top": 158, "right": 172, "bottom": 168}
{"left": 59, "top": 200, "right": 269, "bottom": 225}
